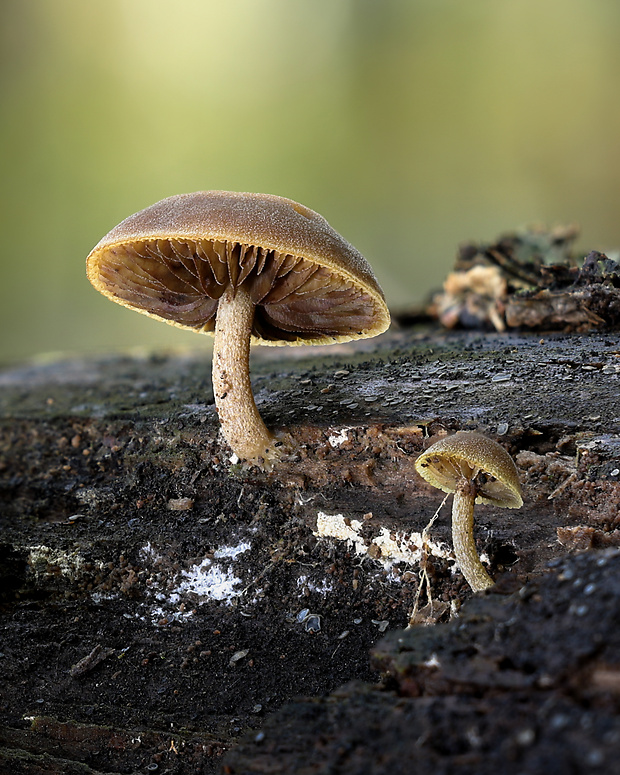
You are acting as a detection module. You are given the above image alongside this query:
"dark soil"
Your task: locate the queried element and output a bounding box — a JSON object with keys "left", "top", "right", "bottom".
{"left": 225, "top": 548, "right": 620, "bottom": 774}
{"left": 0, "top": 326, "right": 619, "bottom": 773}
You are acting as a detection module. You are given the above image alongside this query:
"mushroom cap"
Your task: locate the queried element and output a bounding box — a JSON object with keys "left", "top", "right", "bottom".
{"left": 414, "top": 431, "right": 523, "bottom": 508}
{"left": 86, "top": 191, "right": 390, "bottom": 346}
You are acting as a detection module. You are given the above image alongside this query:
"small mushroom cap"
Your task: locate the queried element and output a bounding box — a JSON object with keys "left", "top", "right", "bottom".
{"left": 86, "top": 191, "right": 390, "bottom": 346}
{"left": 415, "top": 431, "right": 523, "bottom": 508}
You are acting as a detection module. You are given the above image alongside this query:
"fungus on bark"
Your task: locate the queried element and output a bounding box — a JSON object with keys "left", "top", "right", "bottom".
{"left": 414, "top": 431, "right": 523, "bottom": 592}
{"left": 86, "top": 191, "right": 390, "bottom": 464}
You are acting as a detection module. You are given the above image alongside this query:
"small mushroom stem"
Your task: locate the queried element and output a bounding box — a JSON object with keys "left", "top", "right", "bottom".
{"left": 451, "top": 479, "right": 494, "bottom": 592}
{"left": 212, "top": 283, "right": 276, "bottom": 463}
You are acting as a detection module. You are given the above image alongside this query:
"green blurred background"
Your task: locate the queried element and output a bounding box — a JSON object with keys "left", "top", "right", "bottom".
{"left": 1, "top": 0, "right": 619, "bottom": 365}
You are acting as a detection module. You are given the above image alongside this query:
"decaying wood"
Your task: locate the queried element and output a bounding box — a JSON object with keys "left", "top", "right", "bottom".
{"left": 404, "top": 226, "right": 620, "bottom": 334}
{"left": 1, "top": 324, "right": 619, "bottom": 773}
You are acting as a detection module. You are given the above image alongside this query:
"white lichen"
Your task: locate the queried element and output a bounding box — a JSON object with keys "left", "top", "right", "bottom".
{"left": 173, "top": 559, "right": 242, "bottom": 602}
{"left": 27, "top": 544, "right": 99, "bottom": 580}
{"left": 296, "top": 574, "right": 334, "bottom": 595}
{"left": 140, "top": 540, "right": 251, "bottom": 623}
{"left": 328, "top": 427, "right": 353, "bottom": 448}
{"left": 213, "top": 542, "right": 251, "bottom": 559}
{"left": 314, "top": 512, "right": 452, "bottom": 572}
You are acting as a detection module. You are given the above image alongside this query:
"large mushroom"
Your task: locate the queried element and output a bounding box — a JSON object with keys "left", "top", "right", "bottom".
{"left": 415, "top": 431, "right": 523, "bottom": 592}
{"left": 86, "top": 191, "right": 390, "bottom": 464}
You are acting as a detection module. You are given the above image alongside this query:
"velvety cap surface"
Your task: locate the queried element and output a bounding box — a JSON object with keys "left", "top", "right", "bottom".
{"left": 86, "top": 191, "right": 390, "bottom": 345}
{"left": 415, "top": 431, "right": 523, "bottom": 508}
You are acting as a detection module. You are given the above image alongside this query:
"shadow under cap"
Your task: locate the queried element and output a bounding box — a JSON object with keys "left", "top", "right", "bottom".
{"left": 415, "top": 431, "right": 523, "bottom": 508}
{"left": 86, "top": 191, "right": 390, "bottom": 345}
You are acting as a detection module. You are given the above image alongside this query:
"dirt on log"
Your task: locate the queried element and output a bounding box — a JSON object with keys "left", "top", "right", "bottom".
{"left": 225, "top": 549, "right": 620, "bottom": 774}
{"left": 0, "top": 325, "right": 619, "bottom": 774}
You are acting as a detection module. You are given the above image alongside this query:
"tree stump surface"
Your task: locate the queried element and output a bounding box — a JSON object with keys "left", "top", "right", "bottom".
{"left": 1, "top": 326, "right": 619, "bottom": 774}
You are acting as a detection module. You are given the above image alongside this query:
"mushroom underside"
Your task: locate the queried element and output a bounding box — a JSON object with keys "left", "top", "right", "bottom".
{"left": 416, "top": 454, "right": 520, "bottom": 507}
{"left": 94, "top": 238, "right": 378, "bottom": 342}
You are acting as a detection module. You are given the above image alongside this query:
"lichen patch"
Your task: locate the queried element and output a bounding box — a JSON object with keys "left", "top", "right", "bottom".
{"left": 314, "top": 512, "right": 452, "bottom": 571}
{"left": 173, "top": 558, "right": 242, "bottom": 602}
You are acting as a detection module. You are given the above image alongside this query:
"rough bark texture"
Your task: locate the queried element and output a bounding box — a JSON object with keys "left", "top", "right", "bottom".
{"left": 1, "top": 325, "right": 619, "bottom": 774}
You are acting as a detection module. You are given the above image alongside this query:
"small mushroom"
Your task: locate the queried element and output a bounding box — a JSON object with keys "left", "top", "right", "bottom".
{"left": 414, "top": 431, "right": 523, "bottom": 592}
{"left": 86, "top": 191, "right": 390, "bottom": 464}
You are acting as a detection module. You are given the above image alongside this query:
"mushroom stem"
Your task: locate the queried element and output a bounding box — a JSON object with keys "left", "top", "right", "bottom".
{"left": 212, "top": 283, "right": 276, "bottom": 463}
{"left": 451, "top": 479, "right": 494, "bottom": 592}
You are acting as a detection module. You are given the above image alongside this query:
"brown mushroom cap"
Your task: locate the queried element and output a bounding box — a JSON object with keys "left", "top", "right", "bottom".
{"left": 86, "top": 191, "right": 390, "bottom": 345}
{"left": 415, "top": 431, "right": 523, "bottom": 508}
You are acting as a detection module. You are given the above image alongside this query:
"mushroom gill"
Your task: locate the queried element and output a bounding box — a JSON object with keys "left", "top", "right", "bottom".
{"left": 99, "top": 238, "right": 378, "bottom": 344}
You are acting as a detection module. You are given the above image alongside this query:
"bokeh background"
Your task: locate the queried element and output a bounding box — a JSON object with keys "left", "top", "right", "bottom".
{"left": 1, "top": 0, "right": 619, "bottom": 365}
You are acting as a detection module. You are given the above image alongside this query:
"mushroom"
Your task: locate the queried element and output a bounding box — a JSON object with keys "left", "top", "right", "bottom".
{"left": 414, "top": 431, "right": 523, "bottom": 592}
{"left": 86, "top": 191, "right": 390, "bottom": 464}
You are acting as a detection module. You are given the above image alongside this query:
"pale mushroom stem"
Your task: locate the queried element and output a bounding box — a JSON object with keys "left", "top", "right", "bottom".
{"left": 452, "top": 478, "right": 495, "bottom": 592}
{"left": 212, "top": 283, "right": 276, "bottom": 463}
